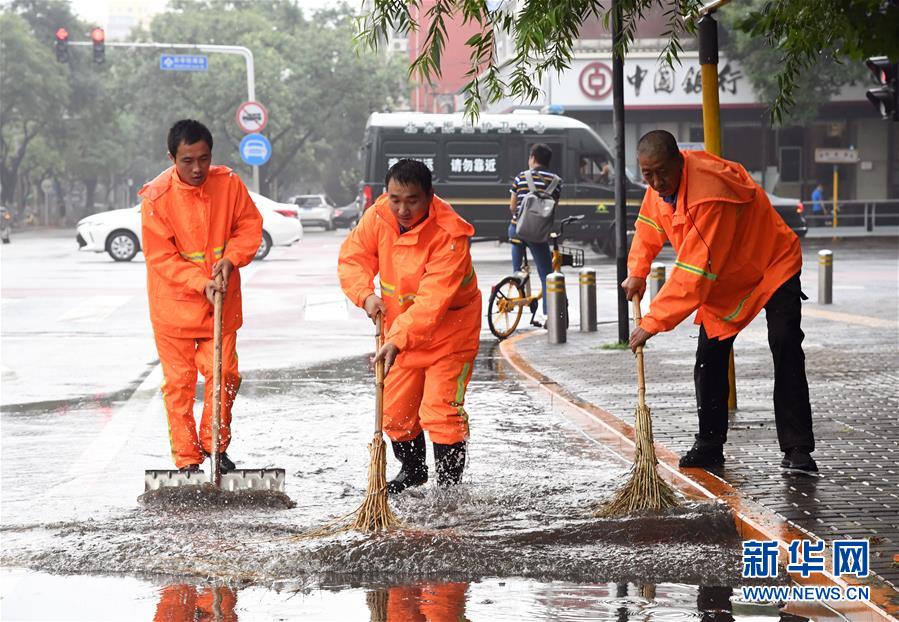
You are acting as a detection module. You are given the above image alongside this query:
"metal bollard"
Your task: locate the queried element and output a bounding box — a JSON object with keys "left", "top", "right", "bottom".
{"left": 579, "top": 268, "right": 597, "bottom": 332}
{"left": 649, "top": 262, "right": 666, "bottom": 300}
{"left": 546, "top": 272, "right": 567, "bottom": 344}
{"left": 818, "top": 250, "right": 833, "bottom": 304}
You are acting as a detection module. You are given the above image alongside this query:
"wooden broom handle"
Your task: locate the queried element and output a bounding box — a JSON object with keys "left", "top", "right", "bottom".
{"left": 374, "top": 313, "right": 385, "bottom": 435}
{"left": 632, "top": 294, "right": 647, "bottom": 409}
{"left": 211, "top": 272, "right": 224, "bottom": 488}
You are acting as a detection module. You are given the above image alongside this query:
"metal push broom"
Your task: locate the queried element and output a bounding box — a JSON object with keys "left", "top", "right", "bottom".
{"left": 347, "top": 312, "right": 401, "bottom": 532}
{"left": 597, "top": 294, "right": 679, "bottom": 516}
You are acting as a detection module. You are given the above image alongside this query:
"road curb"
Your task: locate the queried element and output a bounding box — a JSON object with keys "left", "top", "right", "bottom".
{"left": 499, "top": 330, "right": 898, "bottom": 622}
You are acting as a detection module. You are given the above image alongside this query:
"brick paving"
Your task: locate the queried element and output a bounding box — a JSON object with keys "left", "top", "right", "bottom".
{"left": 511, "top": 244, "right": 899, "bottom": 589}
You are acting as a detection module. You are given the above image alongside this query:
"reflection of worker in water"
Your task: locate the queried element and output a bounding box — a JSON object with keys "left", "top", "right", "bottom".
{"left": 368, "top": 583, "right": 469, "bottom": 622}
{"left": 154, "top": 584, "right": 237, "bottom": 622}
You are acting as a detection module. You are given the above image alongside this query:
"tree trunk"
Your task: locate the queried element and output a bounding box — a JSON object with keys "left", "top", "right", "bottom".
{"left": 0, "top": 165, "right": 16, "bottom": 208}
{"left": 83, "top": 177, "right": 98, "bottom": 216}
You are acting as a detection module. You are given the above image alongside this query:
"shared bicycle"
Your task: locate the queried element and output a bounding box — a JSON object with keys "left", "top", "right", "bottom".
{"left": 487, "top": 215, "right": 585, "bottom": 340}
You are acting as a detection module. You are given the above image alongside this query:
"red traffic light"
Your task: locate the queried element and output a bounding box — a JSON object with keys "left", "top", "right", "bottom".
{"left": 55, "top": 27, "right": 68, "bottom": 41}
{"left": 90, "top": 27, "right": 105, "bottom": 43}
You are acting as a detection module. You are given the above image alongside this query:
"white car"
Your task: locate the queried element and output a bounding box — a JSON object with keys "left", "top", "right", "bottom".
{"left": 288, "top": 194, "right": 336, "bottom": 230}
{"left": 75, "top": 191, "right": 303, "bottom": 262}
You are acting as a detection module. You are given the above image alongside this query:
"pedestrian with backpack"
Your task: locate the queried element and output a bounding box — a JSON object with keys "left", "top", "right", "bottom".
{"left": 508, "top": 143, "right": 563, "bottom": 326}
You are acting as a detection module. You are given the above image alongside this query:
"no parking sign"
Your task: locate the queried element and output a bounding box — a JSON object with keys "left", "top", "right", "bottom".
{"left": 236, "top": 101, "right": 268, "bottom": 133}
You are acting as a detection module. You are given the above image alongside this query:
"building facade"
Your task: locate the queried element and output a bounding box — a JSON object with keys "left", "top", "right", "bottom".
{"left": 480, "top": 10, "right": 897, "bottom": 202}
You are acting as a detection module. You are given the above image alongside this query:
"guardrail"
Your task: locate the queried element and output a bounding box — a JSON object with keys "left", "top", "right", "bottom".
{"left": 803, "top": 199, "right": 899, "bottom": 230}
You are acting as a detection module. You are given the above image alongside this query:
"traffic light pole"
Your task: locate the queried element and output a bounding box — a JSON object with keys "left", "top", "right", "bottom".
{"left": 697, "top": 7, "right": 737, "bottom": 412}
{"left": 66, "top": 41, "right": 259, "bottom": 192}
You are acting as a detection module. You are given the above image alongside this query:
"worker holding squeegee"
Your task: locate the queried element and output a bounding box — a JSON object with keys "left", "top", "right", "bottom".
{"left": 339, "top": 159, "right": 482, "bottom": 493}
{"left": 140, "top": 119, "right": 262, "bottom": 473}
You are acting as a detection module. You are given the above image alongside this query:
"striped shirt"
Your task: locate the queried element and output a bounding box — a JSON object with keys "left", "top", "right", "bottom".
{"left": 510, "top": 167, "right": 563, "bottom": 223}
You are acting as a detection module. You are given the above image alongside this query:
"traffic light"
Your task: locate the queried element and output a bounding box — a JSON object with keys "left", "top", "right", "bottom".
{"left": 865, "top": 57, "right": 898, "bottom": 121}
{"left": 91, "top": 27, "right": 105, "bottom": 64}
{"left": 55, "top": 27, "right": 69, "bottom": 63}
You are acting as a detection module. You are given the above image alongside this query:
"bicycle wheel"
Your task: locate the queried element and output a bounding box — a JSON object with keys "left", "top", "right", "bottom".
{"left": 488, "top": 276, "right": 525, "bottom": 340}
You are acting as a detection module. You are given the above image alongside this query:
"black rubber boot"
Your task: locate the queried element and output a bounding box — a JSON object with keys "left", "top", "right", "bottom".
{"left": 387, "top": 433, "right": 428, "bottom": 494}
{"left": 433, "top": 441, "right": 467, "bottom": 487}
{"left": 204, "top": 451, "right": 236, "bottom": 473}
{"left": 678, "top": 437, "right": 725, "bottom": 468}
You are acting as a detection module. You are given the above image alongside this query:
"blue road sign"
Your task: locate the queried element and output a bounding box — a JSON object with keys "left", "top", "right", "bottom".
{"left": 159, "top": 54, "right": 208, "bottom": 71}
{"left": 239, "top": 133, "right": 272, "bottom": 166}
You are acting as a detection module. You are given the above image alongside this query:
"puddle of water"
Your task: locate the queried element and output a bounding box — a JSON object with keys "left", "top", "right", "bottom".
{"left": 1, "top": 344, "right": 824, "bottom": 621}
{"left": 1, "top": 568, "right": 814, "bottom": 621}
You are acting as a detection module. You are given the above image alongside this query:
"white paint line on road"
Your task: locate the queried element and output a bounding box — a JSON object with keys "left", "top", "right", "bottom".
{"left": 55, "top": 296, "right": 132, "bottom": 323}
{"left": 42, "top": 384, "right": 161, "bottom": 499}
{"left": 303, "top": 293, "right": 350, "bottom": 322}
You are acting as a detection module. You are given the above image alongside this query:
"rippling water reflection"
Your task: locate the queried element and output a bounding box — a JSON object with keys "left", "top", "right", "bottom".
{"left": 3, "top": 569, "right": 813, "bottom": 621}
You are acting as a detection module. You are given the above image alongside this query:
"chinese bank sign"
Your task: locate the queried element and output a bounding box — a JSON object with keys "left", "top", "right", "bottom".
{"left": 556, "top": 55, "right": 867, "bottom": 108}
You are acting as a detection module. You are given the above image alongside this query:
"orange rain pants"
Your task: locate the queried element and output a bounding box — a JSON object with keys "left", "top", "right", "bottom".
{"left": 154, "top": 332, "right": 240, "bottom": 469}
{"left": 339, "top": 194, "right": 482, "bottom": 446}
{"left": 386, "top": 582, "right": 469, "bottom": 622}
{"left": 384, "top": 355, "right": 474, "bottom": 445}
{"left": 153, "top": 584, "right": 237, "bottom": 622}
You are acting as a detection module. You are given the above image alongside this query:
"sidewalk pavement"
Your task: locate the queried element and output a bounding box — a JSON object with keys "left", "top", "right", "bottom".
{"left": 805, "top": 225, "right": 899, "bottom": 238}
{"left": 502, "top": 271, "right": 899, "bottom": 597}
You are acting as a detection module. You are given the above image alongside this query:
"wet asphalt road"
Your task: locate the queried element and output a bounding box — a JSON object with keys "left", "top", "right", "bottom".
{"left": 2, "top": 228, "right": 879, "bottom": 620}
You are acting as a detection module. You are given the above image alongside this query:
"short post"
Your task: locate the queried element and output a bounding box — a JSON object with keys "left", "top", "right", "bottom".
{"left": 818, "top": 250, "right": 833, "bottom": 304}
{"left": 866, "top": 203, "right": 874, "bottom": 232}
{"left": 649, "top": 262, "right": 666, "bottom": 299}
{"left": 546, "top": 272, "right": 567, "bottom": 344}
{"left": 579, "top": 268, "right": 597, "bottom": 332}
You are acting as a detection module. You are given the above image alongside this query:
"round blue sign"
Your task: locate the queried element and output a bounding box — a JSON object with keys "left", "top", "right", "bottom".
{"left": 239, "top": 133, "right": 272, "bottom": 166}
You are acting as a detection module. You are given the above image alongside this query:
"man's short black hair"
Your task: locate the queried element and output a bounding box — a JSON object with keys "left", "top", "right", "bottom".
{"left": 636, "top": 130, "right": 680, "bottom": 161}
{"left": 167, "top": 119, "right": 214, "bottom": 157}
{"left": 385, "top": 159, "right": 433, "bottom": 195}
{"left": 530, "top": 143, "right": 552, "bottom": 167}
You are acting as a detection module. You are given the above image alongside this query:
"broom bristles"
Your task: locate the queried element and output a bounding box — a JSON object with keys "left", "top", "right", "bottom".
{"left": 348, "top": 433, "right": 401, "bottom": 532}
{"left": 596, "top": 404, "right": 679, "bottom": 517}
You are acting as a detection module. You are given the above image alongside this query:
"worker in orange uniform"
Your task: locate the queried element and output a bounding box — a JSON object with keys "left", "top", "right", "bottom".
{"left": 140, "top": 119, "right": 262, "bottom": 472}
{"left": 622, "top": 130, "right": 816, "bottom": 474}
{"left": 339, "top": 159, "right": 481, "bottom": 493}
{"left": 154, "top": 584, "right": 237, "bottom": 622}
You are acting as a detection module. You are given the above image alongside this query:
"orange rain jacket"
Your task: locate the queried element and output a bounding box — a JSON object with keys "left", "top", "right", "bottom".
{"left": 338, "top": 194, "right": 481, "bottom": 368}
{"left": 139, "top": 166, "right": 262, "bottom": 338}
{"left": 628, "top": 150, "right": 802, "bottom": 340}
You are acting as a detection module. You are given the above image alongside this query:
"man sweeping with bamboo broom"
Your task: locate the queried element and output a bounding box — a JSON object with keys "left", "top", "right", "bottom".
{"left": 622, "top": 130, "right": 816, "bottom": 474}
{"left": 339, "top": 159, "right": 482, "bottom": 495}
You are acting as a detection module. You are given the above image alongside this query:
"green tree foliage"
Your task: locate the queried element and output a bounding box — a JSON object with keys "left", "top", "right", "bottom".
{"left": 0, "top": 11, "right": 70, "bottom": 209}
{"left": 122, "top": 0, "right": 405, "bottom": 200}
{"left": 359, "top": 0, "right": 899, "bottom": 121}
{"left": 718, "top": 3, "right": 869, "bottom": 126}
{"left": 1, "top": 0, "right": 404, "bottom": 221}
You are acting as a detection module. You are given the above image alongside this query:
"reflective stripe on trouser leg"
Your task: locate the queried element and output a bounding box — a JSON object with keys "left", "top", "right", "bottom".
{"left": 197, "top": 332, "right": 240, "bottom": 455}
{"left": 382, "top": 363, "right": 426, "bottom": 443}
{"left": 153, "top": 331, "right": 203, "bottom": 468}
{"left": 420, "top": 357, "right": 474, "bottom": 445}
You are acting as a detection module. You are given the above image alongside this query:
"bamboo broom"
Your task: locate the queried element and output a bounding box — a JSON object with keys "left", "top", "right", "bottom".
{"left": 597, "top": 294, "right": 678, "bottom": 516}
{"left": 347, "top": 312, "right": 401, "bottom": 532}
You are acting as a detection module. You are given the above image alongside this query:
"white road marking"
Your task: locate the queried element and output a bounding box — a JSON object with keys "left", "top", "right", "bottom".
{"left": 56, "top": 296, "right": 132, "bottom": 323}
{"left": 303, "top": 293, "right": 350, "bottom": 322}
